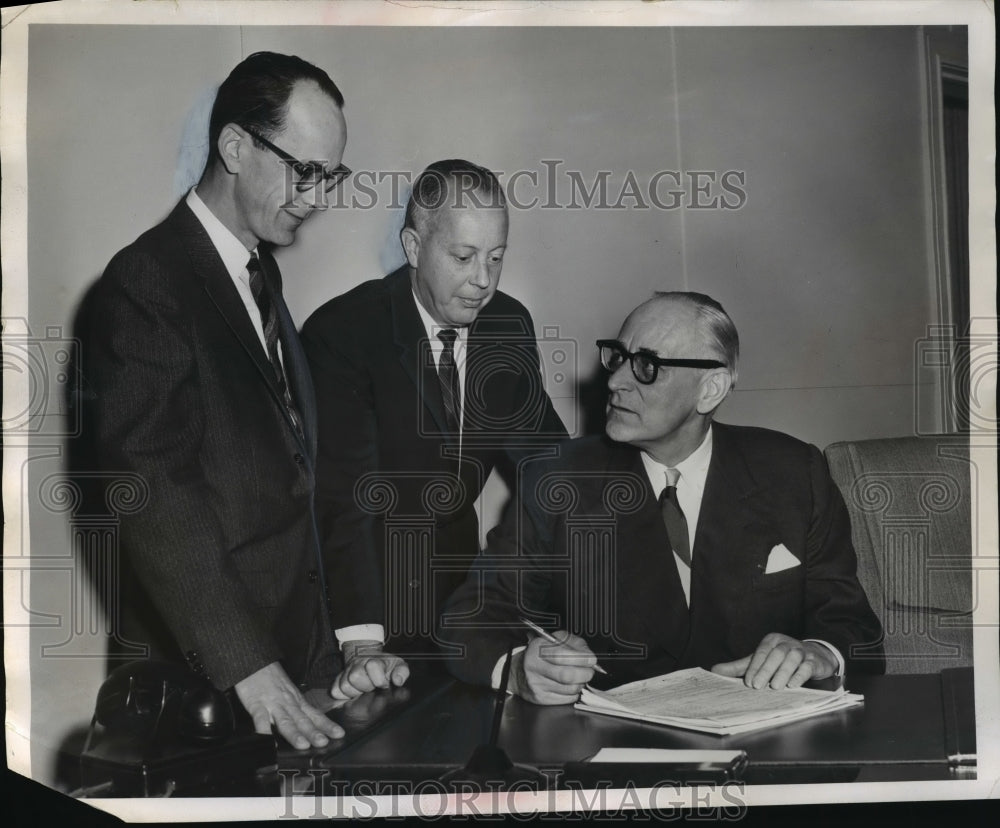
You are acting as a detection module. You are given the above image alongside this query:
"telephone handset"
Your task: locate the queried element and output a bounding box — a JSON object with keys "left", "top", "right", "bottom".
{"left": 93, "top": 660, "right": 236, "bottom": 746}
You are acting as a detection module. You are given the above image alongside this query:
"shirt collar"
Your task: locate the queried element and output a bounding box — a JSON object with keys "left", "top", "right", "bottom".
{"left": 640, "top": 426, "right": 714, "bottom": 494}
{"left": 411, "top": 289, "right": 470, "bottom": 347}
{"left": 186, "top": 188, "right": 256, "bottom": 280}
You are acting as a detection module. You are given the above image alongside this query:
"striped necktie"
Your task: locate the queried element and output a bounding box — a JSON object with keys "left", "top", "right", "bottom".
{"left": 437, "top": 328, "right": 461, "bottom": 435}
{"left": 247, "top": 252, "right": 303, "bottom": 437}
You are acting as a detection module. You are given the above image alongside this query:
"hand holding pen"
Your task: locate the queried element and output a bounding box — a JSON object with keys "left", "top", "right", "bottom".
{"left": 511, "top": 618, "right": 609, "bottom": 706}
{"left": 520, "top": 617, "right": 608, "bottom": 675}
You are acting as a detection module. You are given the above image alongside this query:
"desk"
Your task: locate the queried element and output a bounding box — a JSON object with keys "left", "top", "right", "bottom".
{"left": 78, "top": 669, "right": 975, "bottom": 796}
{"left": 281, "top": 667, "right": 975, "bottom": 790}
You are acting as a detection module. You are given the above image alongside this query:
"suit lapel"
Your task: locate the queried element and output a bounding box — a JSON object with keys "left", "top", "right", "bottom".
{"left": 171, "top": 203, "right": 305, "bottom": 448}
{"left": 178, "top": 207, "right": 279, "bottom": 394}
{"left": 689, "top": 424, "right": 765, "bottom": 619}
{"left": 612, "top": 446, "right": 691, "bottom": 659}
{"left": 388, "top": 267, "right": 454, "bottom": 442}
{"left": 463, "top": 313, "right": 498, "bottom": 439}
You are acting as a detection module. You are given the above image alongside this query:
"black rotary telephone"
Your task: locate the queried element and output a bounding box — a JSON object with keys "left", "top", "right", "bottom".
{"left": 91, "top": 660, "right": 236, "bottom": 747}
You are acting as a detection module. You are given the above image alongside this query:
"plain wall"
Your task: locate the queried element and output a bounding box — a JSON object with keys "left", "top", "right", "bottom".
{"left": 23, "top": 24, "right": 949, "bottom": 785}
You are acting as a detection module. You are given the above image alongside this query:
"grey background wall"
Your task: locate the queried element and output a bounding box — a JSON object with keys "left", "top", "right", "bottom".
{"left": 22, "top": 24, "right": 952, "bottom": 785}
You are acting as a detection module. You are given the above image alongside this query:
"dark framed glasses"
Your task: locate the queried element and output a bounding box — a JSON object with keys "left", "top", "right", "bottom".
{"left": 242, "top": 126, "right": 352, "bottom": 193}
{"left": 596, "top": 340, "right": 726, "bottom": 385}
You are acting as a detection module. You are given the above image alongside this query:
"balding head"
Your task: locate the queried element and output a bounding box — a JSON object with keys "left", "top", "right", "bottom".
{"left": 604, "top": 292, "right": 738, "bottom": 466}
{"left": 644, "top": 292, "right": 739, "bottom": 384}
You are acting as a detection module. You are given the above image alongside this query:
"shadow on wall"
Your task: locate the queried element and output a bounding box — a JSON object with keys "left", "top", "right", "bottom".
{"left": 66, "top": 277, "right": 115, "bottom": 653}
{"left": 578, "top": 365, "right": 609, "bottom": 438}
{"left": 173, "top": 84, "right": 217, "bottom": 200}
{"left": 49, "top": 277, "right": 108, "bottom": 794}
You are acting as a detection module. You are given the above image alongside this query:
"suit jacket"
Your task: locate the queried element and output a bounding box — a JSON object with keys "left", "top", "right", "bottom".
{"left": 441, "top": 424, "right": 885, "bottom": 688}
{"left": 300, "top": 266, "right": 567, "bottom": 651}
{"left": 85, "top": 199, "right": 332, "bottom": 690}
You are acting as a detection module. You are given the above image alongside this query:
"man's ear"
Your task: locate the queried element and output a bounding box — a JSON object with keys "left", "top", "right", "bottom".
{"left": 217, "top": 124, "right": 246, "bottom": 175}
{"left": 696, "top": 369, "right": 733, "bottom": 415}
{"left": 400, "top": 227, "right": 421, "bottom": 268}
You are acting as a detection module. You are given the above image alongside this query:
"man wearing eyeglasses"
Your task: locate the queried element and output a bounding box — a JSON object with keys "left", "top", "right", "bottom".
{"left": 301, "top": 160, "right": 567, "bottom": 700}
{"left": 441, "top": 292, "right": 883, "bottom": 703}
{"left": 86, "top": 52, "right": 349, "bottom": 748}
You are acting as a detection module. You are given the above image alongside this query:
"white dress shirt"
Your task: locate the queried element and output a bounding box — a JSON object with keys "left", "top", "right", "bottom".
{"left": 640, "top": 428, "right": 713, "bottom": 606}
{"left": 412, "top": 289, "right": 469, "bottom": 433}
{"left": 185, "top": 188, "right": 283, "bottom": 368}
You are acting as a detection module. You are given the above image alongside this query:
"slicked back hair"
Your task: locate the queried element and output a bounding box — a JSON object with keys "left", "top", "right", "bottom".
{"left": 404, "top": 159, "right": 507, "bottom": 236}
{"left": 654, "top": 291, "right": 740, "bottom": 386}
{"left": 208, "top": 51, "right": 344, "bottom": 161}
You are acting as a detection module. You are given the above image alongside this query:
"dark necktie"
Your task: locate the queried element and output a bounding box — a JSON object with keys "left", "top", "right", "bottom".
{"left": 247, "top": 252, "right": 303, "bottom": 436}
{"left": 437, "top": 328, "right": 462, "bottom": 435}
{"left": 659, "top": 467, "right": 691, "bottom": 568}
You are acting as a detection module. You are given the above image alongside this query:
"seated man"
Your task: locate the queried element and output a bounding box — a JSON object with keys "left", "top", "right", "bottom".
{"left": 440, "top": 292, "right": 884, "bottom": 704}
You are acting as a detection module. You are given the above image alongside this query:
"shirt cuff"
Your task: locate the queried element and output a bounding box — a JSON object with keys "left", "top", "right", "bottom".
{"left": 490, "top": 645, "right": 527, "bottom": 692}
{"left": 804, "top": 639, "right": 845, "bottom": 677}
{"left": 335, "top": 624, "right": 385, "bottom": 648}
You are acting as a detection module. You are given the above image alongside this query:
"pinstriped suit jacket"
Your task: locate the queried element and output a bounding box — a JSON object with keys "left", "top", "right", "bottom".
{"left": 86, "top": 199, "right": 332, "bottom": 690}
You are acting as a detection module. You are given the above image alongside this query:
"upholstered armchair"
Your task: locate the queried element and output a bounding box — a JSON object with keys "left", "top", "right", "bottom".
{"left": 825, "top": 436, "right": 974, "bottom": 674}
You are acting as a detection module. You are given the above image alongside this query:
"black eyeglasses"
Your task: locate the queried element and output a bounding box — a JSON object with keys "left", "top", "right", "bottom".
{"left": 242, "top": 126, "right": 352, "bottom": 193}
{"left": 596, "top": 340, "right": 726, "bottom": 385}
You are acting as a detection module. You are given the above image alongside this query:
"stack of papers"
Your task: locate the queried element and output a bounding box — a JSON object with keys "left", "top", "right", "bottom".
{"left": 576, "top": 667, "right": 864, "bottom": 735}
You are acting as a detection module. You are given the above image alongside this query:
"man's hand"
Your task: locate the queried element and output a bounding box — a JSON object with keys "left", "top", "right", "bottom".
{"left": 233, "top": 661, "right": 344, "bottom": 750}
{"left": 330, "top": 640, "right": 409, "bottom": 700}
{"left": 336, "top": 684, "right": 412, "bottom": 726}
{"left": 711, "top": 633, "right": 837, "bottom": 689}
{"left": 510, "top": 630, "right": 597, "bottom": 705}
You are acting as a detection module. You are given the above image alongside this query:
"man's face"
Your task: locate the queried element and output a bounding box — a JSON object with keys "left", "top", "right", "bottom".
{"left": 406, "top": 201, "right": 509, "bottom": 327}
{"left": 234, "top": 80, "right": 347, "bottom": 248}
{"left": 605, "top": 299, "right": 715, "bottom": 458}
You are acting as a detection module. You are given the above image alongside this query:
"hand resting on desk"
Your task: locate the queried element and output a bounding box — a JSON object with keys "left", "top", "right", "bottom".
{"left": 326, "top": 682, "right": 413, "bottom": 729}
{"left": 331, "top": 640, "right": 410, "bottom": 700}
{"left": 234, "top": 661, "right": 345, "bottom": 750}
{"left": 511, "top": 630, "right": 598, "bottom": 705}
{"left": 711, "top": 633, "right": 837, "bottom": 690}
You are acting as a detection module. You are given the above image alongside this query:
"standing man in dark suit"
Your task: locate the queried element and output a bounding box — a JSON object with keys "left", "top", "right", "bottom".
{"left": 86, "top": 52, "right": 351, "bottom": 748}
{"left": 441, "top": 292, "right": 884, "bottom": 703}
{"left": 301, "top": 160, "right": 567, "bottom": 699}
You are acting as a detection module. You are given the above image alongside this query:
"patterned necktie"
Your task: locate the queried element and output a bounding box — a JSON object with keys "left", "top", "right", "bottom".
{"left": 247, "top": 252, "right": 302, "bottom": 436}
{"left": 437, "top": 328, "right": 462, "bottom": 435}
{"left": 659, "top": 467, "right": 691, "bottom": 568}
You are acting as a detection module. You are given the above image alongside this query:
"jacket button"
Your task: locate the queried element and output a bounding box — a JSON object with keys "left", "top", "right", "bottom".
{"left": 307, "top": 570, "right": 319, "bottom": 584}
{"left": 293, "top": 453, "right": 304, "bottom": 465}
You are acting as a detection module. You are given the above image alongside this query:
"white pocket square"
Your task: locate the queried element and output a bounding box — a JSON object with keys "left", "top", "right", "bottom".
{"left": 764, "top": 544, "right": 800, "bottom": 574}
